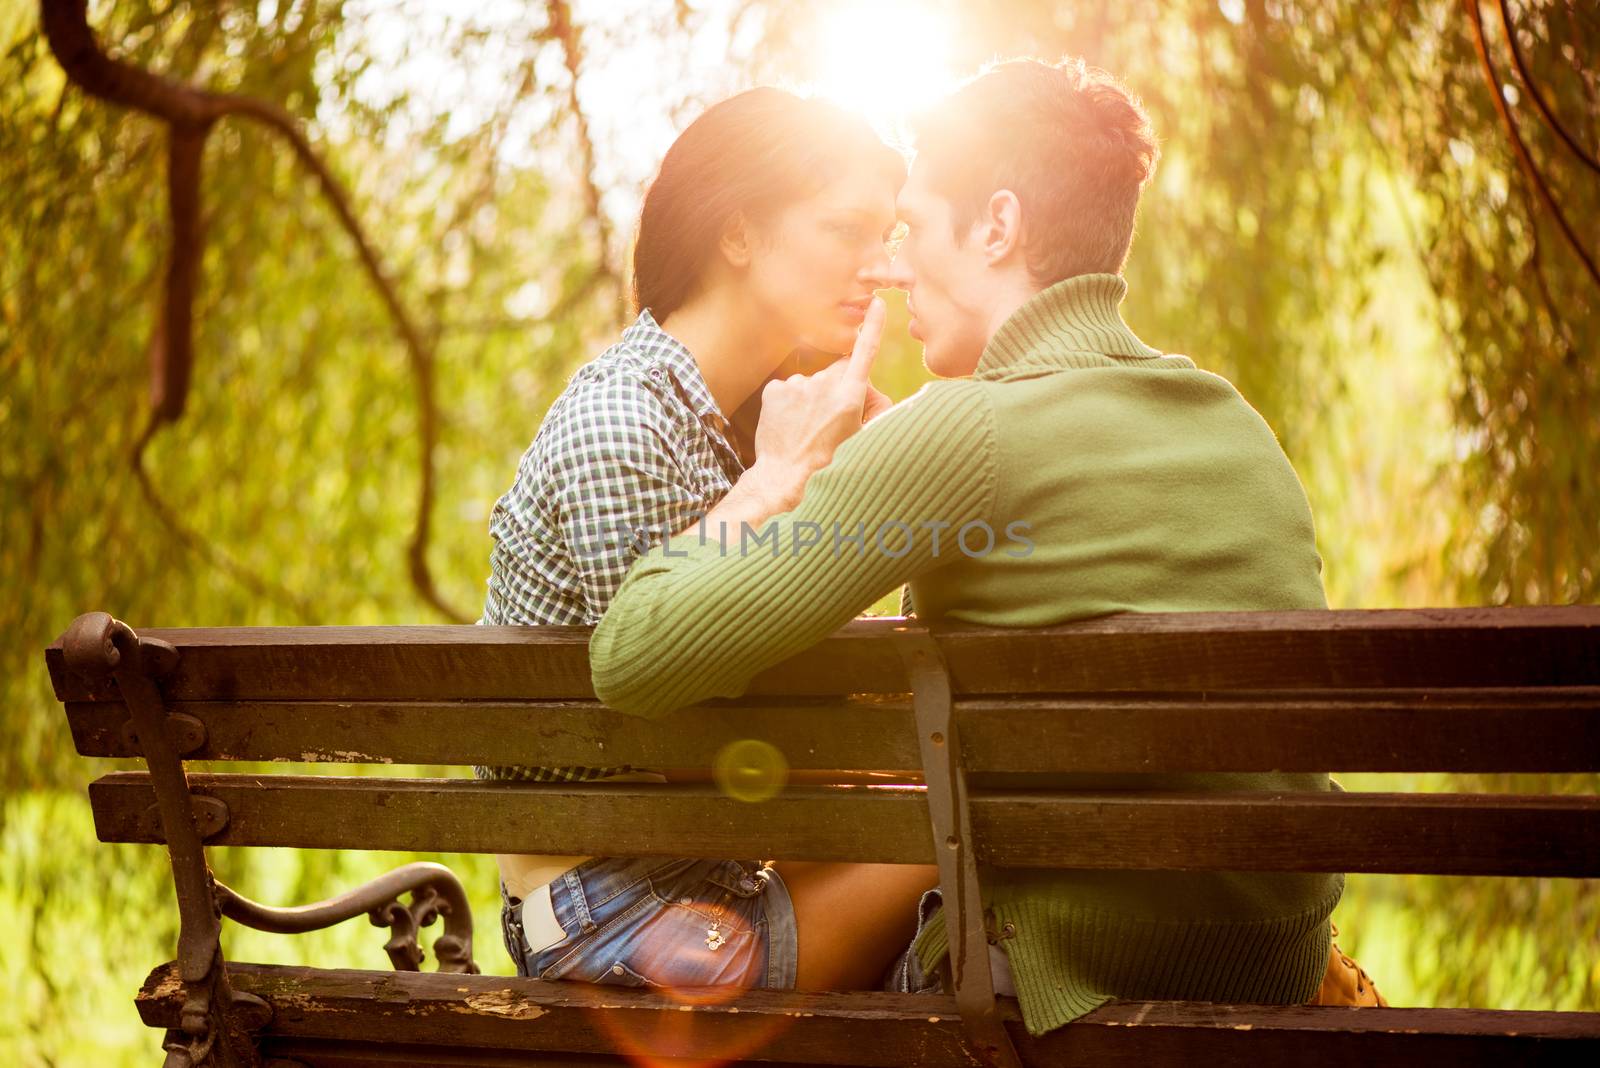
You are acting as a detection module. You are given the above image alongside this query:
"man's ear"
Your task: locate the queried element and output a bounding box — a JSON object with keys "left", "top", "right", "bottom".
{"left": 978, "top": 190, "right": 1024, "bottom": 267}
{"left": 719, "top": 212, "right": 754, "bottom": 269}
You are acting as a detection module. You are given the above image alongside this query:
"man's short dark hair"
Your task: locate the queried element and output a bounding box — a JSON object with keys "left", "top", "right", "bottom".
{"left": 911, "top": 58, "right": 1159, "bottom": 286}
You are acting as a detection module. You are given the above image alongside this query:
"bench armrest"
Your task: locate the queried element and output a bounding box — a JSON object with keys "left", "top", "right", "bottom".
{"left": 214, "top": 861, "right": 479, "bottom": 974}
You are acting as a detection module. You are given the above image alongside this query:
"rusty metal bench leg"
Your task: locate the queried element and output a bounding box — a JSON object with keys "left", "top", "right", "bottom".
{"left": 899, "top": 627, "right": 1022, "bottom": 1068}
{"left": 64, "top": 612, "right": 268, "bottom": 1068}
{"left": 65, "top": 612, "right": 482, "bottom": 1066}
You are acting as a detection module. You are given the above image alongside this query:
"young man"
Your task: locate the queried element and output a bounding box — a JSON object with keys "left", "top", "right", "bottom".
{"left": 590, "top": 58, "right": 1382, "bottom": 1032}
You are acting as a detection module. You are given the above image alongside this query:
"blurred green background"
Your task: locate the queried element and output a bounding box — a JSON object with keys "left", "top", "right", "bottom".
{"left": 2, "top": 1, "right": 1597, "bottom": 1063}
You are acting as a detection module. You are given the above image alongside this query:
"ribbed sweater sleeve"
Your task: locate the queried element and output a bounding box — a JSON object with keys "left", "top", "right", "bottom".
{"left": 590, "top": 382, "right": 997, "bottom": 718}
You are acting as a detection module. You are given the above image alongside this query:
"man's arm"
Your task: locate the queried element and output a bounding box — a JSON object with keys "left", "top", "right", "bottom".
{"left": 589, "top": 382, "right": 997, "bottom": 718}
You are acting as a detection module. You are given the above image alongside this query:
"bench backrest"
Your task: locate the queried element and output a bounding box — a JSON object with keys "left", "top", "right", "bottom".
{"left": 51, "top": 607, "right": 1600, "bottom": 874}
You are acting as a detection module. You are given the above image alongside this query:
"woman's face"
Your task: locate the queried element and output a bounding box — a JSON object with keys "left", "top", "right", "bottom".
{"left": 743, "top": 163, "right": 901, "bottom": 356}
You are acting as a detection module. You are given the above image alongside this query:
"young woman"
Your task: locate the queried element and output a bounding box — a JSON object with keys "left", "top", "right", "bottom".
{"left": 479, "top": 88, "right": 934, "bottom": 993}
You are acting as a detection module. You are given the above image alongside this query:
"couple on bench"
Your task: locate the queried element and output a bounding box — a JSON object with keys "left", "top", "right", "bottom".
{"left": 476, "top": 56, "right": 1384, "bottom": 1038}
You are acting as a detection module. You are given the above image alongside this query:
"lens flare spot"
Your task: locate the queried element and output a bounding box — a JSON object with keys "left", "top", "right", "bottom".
{"left": 713, "top": 739, "right": 788, "bottom": 803}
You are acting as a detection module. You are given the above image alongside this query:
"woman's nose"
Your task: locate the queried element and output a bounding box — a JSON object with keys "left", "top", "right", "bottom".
{"left": 862, "top": 249, "right": 912, "bottom": 291}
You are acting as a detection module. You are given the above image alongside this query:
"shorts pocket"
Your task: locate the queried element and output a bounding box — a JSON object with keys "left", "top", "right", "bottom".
{"left": 647, "top": 864, "right": 756, "bottom": 937}
{"left": 619, "top": 895, "right": 764, "bottom": 987}
{"left": 600, "top": 960, "right": 656, "bottom": 988}
{"left": 533, "top": 862, "right": 771, "bottom": 989}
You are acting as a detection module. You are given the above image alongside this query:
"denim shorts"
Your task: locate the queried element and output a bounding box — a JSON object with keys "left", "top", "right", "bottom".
{"left": 501, "top": 857, "right": 799, "bottom": 990}
{"left": 882, "top": 888, "right": 1014, "bottom": 996}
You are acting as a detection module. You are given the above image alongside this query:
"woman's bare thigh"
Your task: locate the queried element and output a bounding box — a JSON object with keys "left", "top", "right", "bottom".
{"left": 775, "top": 862, "right": 939, "bottom": 990}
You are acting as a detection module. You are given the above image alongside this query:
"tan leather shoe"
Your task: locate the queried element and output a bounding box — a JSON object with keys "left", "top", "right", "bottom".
{"left": 1310, "top": 924, "right": 1389, "bottom": 1007}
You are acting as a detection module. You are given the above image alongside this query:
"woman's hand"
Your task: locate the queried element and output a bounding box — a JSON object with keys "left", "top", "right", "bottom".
{"left": 749, "top": 296, "right": 888, "bottom": 505}
{"left": 863, "top": 382, "right": 893, "bottom": 422}
{"left": 681, "top": 298, "right": 886, "bottom": 545}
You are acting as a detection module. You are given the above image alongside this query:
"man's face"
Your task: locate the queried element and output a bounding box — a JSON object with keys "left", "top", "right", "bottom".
{"left": 891, "top": 159, "right": 992, "bottom": 378}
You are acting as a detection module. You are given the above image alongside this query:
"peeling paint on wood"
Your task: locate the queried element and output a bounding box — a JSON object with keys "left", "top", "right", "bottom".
{"left": 463, "top": 990, "right": 546, "bottom": 1020}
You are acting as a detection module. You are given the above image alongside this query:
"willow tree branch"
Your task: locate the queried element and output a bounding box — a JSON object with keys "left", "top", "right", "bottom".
{"left": 40, "top": 0, "right": 215, "bottom": 125}
{"left": 40, "top": 0, "right": 470, "bottom": 622}
{"left": 1468, "top": 0, "right": 1600, "bottom": 291}
{"left": 546, "top": 0, "right": 617, "bottom": 293}
{"left": 1562, "top": 3, "right": 1599, "bottom": 120}
{"left": 1496, "top": 0, "right": 1600, "bottom": 176}
{"left": 43, "top": 0, "right": 212, "bottom": 424}
{"left": 1513, "top": 166, "right": 1581, "bottom": 360}
{"left": 211, "top": 97, "right": 467, "bottom": 622}
{"left": 130, "top": 414, "right": 321, "bottom": 622}
{"left": 155, "top": 122, "right": 203, "bottom": 421}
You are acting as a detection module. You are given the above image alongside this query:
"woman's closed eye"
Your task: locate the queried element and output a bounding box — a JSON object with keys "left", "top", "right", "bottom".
{"left": 829, "top": 220, "right": 871, "bottom": 244}
{"left": 828, "top": 211, "right": 899, "bottom": 250}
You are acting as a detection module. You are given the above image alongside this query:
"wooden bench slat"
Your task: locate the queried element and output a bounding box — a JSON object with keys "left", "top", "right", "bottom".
{"left": 940, "top": 607, "right": 1600, "bottom": 695}
{"left": 961, "top": 690, "right": 1600, "bottom": 773}
{"left": 89, "top": 774, "right": 1600, "bottom": 875}
{"left": 259, "top": 1042, "right": 789, "bottom": 1068}
{"left": 973, "top": 790, "right": 1600, "bottom": 877}
{"left": 48, "top": 607, "right": 1600, "bottom": 703}
{"left": 137, "top": 962, "right": 1600, "bottom": 1067}
{"left": 90, "top": 774, "right": 936, "bottom": 863}
{"left": 139, "top": 961, "right": 972, "bottom": 1067}
{"left": 46, "top": 622, "right": 899, "bottom": 703}
{"left": 1018, "top": 999, "right": 1600, "bottom": 1066}
{"left": 65, "top": 690, "right": 1600, "bottom": 773}
{"left": 64, "top": 696, "right": 920, "bottom": 770}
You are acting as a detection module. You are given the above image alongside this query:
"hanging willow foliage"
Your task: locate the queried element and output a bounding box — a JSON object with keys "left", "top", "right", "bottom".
{"left": 2, "top": 3, "right": 1596, "bottom": 1062}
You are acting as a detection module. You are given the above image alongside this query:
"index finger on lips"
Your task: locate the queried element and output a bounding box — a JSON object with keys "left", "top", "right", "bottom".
{"left": 844, "top": 296, "right": 887, "bottom": 385}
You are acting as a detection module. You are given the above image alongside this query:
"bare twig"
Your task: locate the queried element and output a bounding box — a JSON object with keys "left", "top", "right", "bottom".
{"left": 545, "top": 0, "right": 618, "bottom": 296}
{"left": 1513, "top": 166, "right": 1581, "bottom": 359}
{"left": 1467, "top": 0, "right": 1600, "bottom": 290}
{"left": 1496, "top": 0, "right": 1600, "bottom": 176}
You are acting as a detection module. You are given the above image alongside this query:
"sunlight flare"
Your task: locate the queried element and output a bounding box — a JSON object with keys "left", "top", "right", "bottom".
{"left": 808, "top": 1, "right": 959, "bottom": 131}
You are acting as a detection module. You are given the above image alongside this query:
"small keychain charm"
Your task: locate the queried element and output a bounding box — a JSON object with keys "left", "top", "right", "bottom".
{"left": 705, "top": 922, "right": 726, "bottom": 951}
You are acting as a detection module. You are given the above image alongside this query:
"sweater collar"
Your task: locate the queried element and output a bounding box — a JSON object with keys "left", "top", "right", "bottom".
{"left": 974, "top": 273, "right": 1193, "bottom": 382}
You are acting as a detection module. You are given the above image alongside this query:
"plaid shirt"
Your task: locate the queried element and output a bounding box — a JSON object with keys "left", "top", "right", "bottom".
{"left": 477, "top": 310, "right": 744, "bottom": 783}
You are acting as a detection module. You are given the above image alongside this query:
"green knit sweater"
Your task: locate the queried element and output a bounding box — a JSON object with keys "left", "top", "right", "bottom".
{"left": 590, "top": 273, "right": 1342, "bottom": 1034}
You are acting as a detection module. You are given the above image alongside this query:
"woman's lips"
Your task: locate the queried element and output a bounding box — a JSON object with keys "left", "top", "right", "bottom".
{"left": 838, "top": 298, "right": 872, "bottom": 324}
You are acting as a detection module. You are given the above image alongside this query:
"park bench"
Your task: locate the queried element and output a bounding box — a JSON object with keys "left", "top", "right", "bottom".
{"left": 47, "top": 606, "right": 1600, "bottom": 1067}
